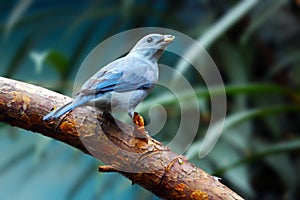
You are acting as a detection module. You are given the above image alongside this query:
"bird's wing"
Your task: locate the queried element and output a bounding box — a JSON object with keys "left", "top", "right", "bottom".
{"left": 114, "top": 63, "right": 157, "bottom": 92}
{"left": 79, "top": 61, "right": 157, "bottom": 95}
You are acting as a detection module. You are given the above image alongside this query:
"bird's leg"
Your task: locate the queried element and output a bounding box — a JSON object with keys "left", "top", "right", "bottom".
{"left": 133, "top": 112, "right": 147, "bottom": 138}
{"left": 133, "top": 112, "right": 144, "bottom": 127}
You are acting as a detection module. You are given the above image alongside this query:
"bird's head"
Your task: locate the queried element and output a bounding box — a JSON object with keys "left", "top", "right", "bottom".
{"left": 129, "top": 33, "right": 175, "bottom": 62}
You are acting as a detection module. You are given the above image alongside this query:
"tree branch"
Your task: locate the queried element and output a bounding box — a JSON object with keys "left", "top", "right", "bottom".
{"left": 0, "top": 77, "right": 243, "bottom": 200}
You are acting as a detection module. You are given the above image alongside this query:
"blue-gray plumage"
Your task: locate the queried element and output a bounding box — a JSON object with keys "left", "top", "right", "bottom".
{"left": 43, "top": 33, "right": 175, "bottom": 121}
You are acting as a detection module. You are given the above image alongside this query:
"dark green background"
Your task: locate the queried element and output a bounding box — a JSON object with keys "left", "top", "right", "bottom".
{"left": 1, "top": 0, "right": 300, "bottom": 199}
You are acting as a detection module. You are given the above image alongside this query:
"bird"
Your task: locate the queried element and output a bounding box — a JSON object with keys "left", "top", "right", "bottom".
{"left": 43, "top": 33, "right": 175, "bottom": 130}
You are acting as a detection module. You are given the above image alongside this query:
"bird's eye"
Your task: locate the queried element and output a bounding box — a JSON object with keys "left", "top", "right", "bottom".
{"left": 147, "top": 37, "right": 153, "bottom": 43}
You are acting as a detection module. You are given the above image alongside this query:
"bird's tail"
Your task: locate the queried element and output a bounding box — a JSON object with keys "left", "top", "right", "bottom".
{"left": 43, "top": 97, "right": 88, "bottom": 121}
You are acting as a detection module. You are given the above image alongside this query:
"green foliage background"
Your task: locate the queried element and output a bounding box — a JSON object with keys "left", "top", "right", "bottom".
{"left": 1, "top": 0, "right": 300, "bottom": 199}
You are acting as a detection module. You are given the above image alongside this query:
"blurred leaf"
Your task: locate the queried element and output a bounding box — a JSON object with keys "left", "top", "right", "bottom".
{"left": 214, "top": 139, "right": 300, "bottom": 175}
{"left": 140, "top": 83, "right": 293, "bottom": 113}
{"left": 67, "top": 162, "right": 97, "bottom": 200}
{"left": 266, "top": 51, "right": 300, "bottom": 79}
{"left": 173, "top": 0, "right": 259, "bottom": 81}
{"left": 33, "top": 136, "right": 52, "bottom": 162}
{"left": 186, "top": 104, "right": 300, "bottom": 159}
{"left": 0, "top": 141, "right": 34, "bottom": 176}
{"left": 222, "top": 129, "right": 249, "bottom": 154}
{"left": 263, "top": 155, "right": 297, "bottom": 192}
{"left": 240, "top": 0, "right": 287, "bottom": 45}
{"left": 62, "top": 21, "right": 99, "bottom": 83}
{"left": 29, "top": 50, "right": 49, "bottom": 74}
{"left": 4, "top": 0, "right": 33, "bottom": 39}
{"left": 121, "top": 0, "right": 134, "bottom": 18}
{"left": 45, "top": 50, "right": 69, "bottom": 75}
{"left": 207, "top": 141, "right": 254, "bottom": 196}
{"left": 63, "top": 5, "right": 118, "bottom": 39}
{"left": 0, "top": 6, "right": 77, "bottom": 31}
{"left": 5, "top": 32, "right": 36, "bottom": 77}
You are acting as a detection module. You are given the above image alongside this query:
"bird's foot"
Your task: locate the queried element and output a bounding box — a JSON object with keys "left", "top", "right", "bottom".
{"left": 133, "top": 112, "right": 147, "bottom": 140}
{"left": 133, "top": 112, "right": 145, "bottom": 127}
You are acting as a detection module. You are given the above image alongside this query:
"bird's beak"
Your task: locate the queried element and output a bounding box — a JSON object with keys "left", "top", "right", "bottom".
{"left": 163, "top": 35, "right": 175, "bottom": 43}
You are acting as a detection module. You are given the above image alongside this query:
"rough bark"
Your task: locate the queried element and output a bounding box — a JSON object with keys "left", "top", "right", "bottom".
{"left": 0, "top": 77, "right": 243, "bottom": 200}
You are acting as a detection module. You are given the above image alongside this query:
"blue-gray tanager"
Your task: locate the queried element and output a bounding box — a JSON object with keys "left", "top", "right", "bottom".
{"left": 43, "top": 33, "right": 175, "bottom": 126}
